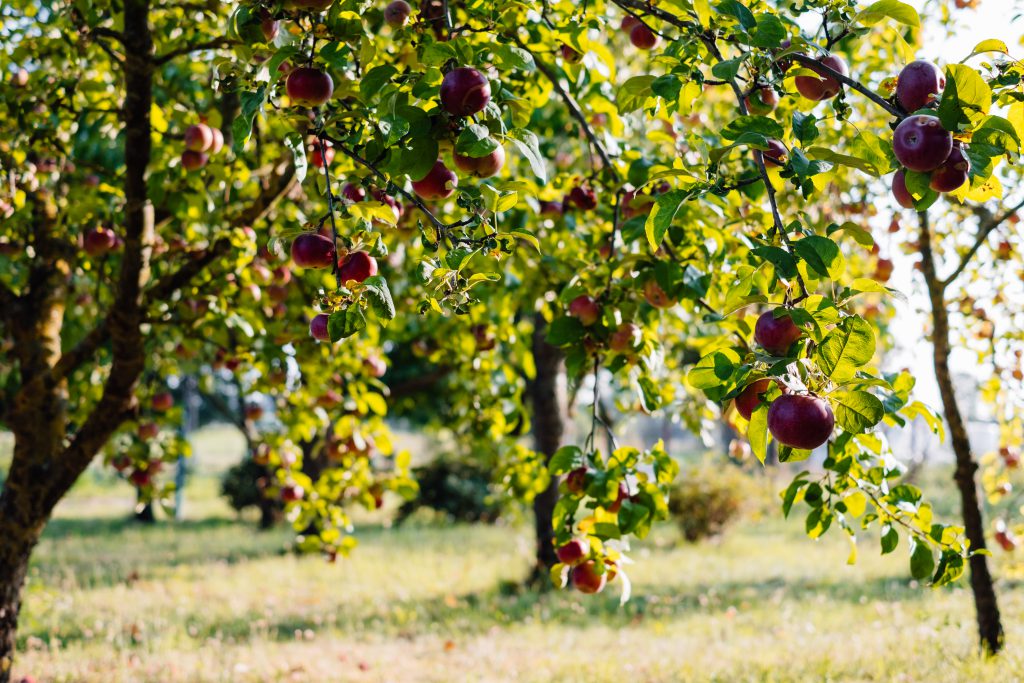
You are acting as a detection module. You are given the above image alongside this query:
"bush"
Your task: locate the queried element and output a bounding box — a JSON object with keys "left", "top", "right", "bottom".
{"left": 221, "top": 458, "right": 273, "bottom": 513}
{"left": 668, "top": 462, "right": 752, "bottom": 542}
{"left": 397, "top": 457, "right": 502, "bottom": 524}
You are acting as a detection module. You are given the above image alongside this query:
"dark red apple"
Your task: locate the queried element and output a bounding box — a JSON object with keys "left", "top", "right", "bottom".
{"left": 539, "top": 200, "right": 564, "bottom": 217}
{"left": 83, "top": 227, "right": 116, "bottom": 256}
{"left": 565, "top": 467, "right": 588, "bottom": 494}
{"left": 556, "top": 538, "right": 590, "bottom": 565}
{"left": 471, "top": 324, "right": 497, "bottom": 351}
{"left": 892, "top": 115, "right": 953, "bottom": 172}
{"left": 609, "top": 322, "right": 641, "bottom": 352}
{"left": 766, "top": 394, "right": 835, "bottom": 450}
{"left": 372, "top": 188, "right": 403, "bottom": 221}
{"left": 129, "top": 469, "right": 153, "bottom": 488}
{"left": 152, "top": 392, "right": 173, "bottom": 412}
{"left": 571, "top": 560, "right": 607, "bottom": 594}
{"left": 560, "top": 44, "right": 583, "bottom": 63}
{"left": 745, "top": 86, "right": 779, "bottom": 115}
{"left": 568, "top": 295, "right": 601, "bottom": 326}
{"left": 184, "top": 123, "right": 214, "bottom": 152}
{"left": 310, "top": 313, "right": 330, "bottom": 341}
{"left": 209, "top": 128, "right": 224, "bottom": 154}
{"left": 794, "top": 54, "right": 848, "bottom": 101}
{"left": 565, "top": 185, "right": 597, "bottom": 211}
{"left": 384, "top": 0, "right": 412, "bottom": 27}
{"left": 338, "top": 251, "right": 378, "bottom": 283}
{"left": 291, "top": 233, "right": 336, "bottom": 268}
{"left": 897, "top": 60, "right": 945, "bottom": 112}
{"left": 439, "top": 67, "right": 491, "bottom": 117}
{"left": 281, "top": 483, "right": 305, "bottom": 502}
{"left": 180, "top": 150, "right": 208, "bottom": 171}
{"left": 874, "top": 257, "right": 894, "bottom": 282}
{"left": 286, "top": 67, "right": 334, "bottom": 107}
{"left": 929, "top": 145, "right": 970, "bottom": 192}
{"left": 762, "top": 139, "right": 788, "bottom": 166}
{"left": 245, "top": 403, "right": 264, "bottom": 421}
{"left": 342, "top": 182, "right": 366, "bottom": 202}
{"left": 630, "top": 24, "right": 657, "bottom": 50}
{"left": 411, "top": 159, "right": 457, "bottom": 199}
{"left": 734, "top": 378, "right": 775, "bottom": 420}
{"left": 754, "top": 310, "right": 802, "bottom": 356}
{"left": 138, "top": 422, "right": 160, "bottom": 440}
{"left": 892, "top": 169, "right": 915, "bottom": 209}
{"left": 260, "top": 10, "right": 280, "bottom": 42}
{"left": 621, "top": 15, "right": 640, "bottom": 32}
{"left": 452, "top": 146, "right": 505, "bottom": 178}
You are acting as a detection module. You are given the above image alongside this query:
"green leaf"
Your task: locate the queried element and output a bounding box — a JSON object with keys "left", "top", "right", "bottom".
{"left": 231, "top": 86, "right": 266, "bottom": 152}
{"left": 748, "top": 402, "right": 770, "bottom": 464}
{"left": 362, "top": 275, "right": 395, "bottom": 321}
{"left": 855, "top": 0, "right": 920, "bottom": 27}
{"left": 712, "top": 58, "right": 744, "bottom": 81}
{"left": 806, "top": 146, "right": 880, "bottom": 176}
{"left": 507, "top": 129, "right": 547, "bottom": 184}
{"left": 687, "top": 348, "right": 742, "bottom": 390}
{"left": 397, "top": 136, "right": 440, "bottom": 182}
{"left": 792, "top": 112, "right": 819, "bottom": 145}
{"left": 491, "top": 44, "right": 535, "bottom": 72}
{"left": 455, "top": 124, "right": 499, "bottom": 157}
{"left": 617, "top": 75, "right": 656, "bottom": 114}
{"left": 651, "top": 74, "right": 682, "bottom": 102}
{"left": 751, "top": 246, "right": 798, "bottom": 278}
{"left": 937, "top": 64, "right": 992, "bottom": 132}
{"left": 360, "top": 65, "right": 397, "bottom": 103}
{"left": 716, "top": 0, "right": 756, "bottom": 29}
{"left": 832, "top": 391, "right": 885, "bottom": 433}
{"left": 546, "top": 316, "right": 586, "bottom": 346}
{"left": 816, "top": 316, "right": 876, "bottom": 381}
{"left": 793, "top": 235, "right": 845, "bottom": 280}
{"left": 328, "top": 307, "right": 367, "bottom": 341}
{"left": 548, "top": 445, "right": 584, "bottom": 475}
{"left": 645, "top": 190, "right": 688, "bottom": 248}
{"left": 721, "top": 115, "right": 785, "bottom": 141}
{"left": 378, "top": 114, "right": 411, "bottom": 147}
{"left": 750, "top": 14, "right": 786, "bottom": 47}
{"left": 910, "top": 540, "right": 935, "bottom": 580}
{"left": 881, "top": 525, "right": 899, "bottom": 554}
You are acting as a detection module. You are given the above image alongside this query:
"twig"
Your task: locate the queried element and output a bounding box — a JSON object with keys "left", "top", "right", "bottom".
{"left": 941, "top": 196, "right": 1024, "bottom": 288}
{"left": 153, "top": 38, "right": 239, "bottom": 65}
{"left": 789, "top": 53, "right": 902, "bottom": 119}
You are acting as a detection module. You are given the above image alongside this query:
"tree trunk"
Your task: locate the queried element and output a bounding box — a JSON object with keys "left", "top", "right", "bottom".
{"left": 919, "top": 210, "right": 1004, "bottom": 654}
{"left": 529, "top": 315, "right": 565, "bottom": 583}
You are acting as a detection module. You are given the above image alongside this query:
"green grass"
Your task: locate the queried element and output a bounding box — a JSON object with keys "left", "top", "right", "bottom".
{"left": 6, "top": 428, "right": 1024, "bottom": 682}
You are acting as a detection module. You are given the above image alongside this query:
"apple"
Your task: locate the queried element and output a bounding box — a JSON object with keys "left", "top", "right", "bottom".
{"left": 754, "top": 310, "right": 802, "bottom": 356}
{"left": 892, "top": 169, "right": 915, "bottom": 209}
{"left": 539, "top": 200, "right": 564, "bottom": 217}
{"left": 643, "top": 279, "right": 673, "bottom": 308}
{"left": 180, "top": 150, "right": 208, "bottom": 171}
{"left": 471, "top": 324, "right": 497, "bottom": 351}
{"left": 12, "top": 68, "right": 29, "bottom": 87}
{"left": 342, "top": 182, "right": 366, "bottom": 202}
{"left": 439, "top": 67, "right": 491, "bottom": 117}
{"left": 874, "top": 258, "right": 894, "bottom": 283}
{"left": 609, "top": 322, "right": 641, "bottom": 352}
{"left": 384, "top": 0, "right": 412, "bottom": 27}
{"left": 767, "top": 394, "right": 835, "bottom": 450}
{"left": 995, "top": 529, "right": 1016, "bottom": 552}
{"left": 897, "top": 60, "right": 945, "bottom": 112}
{"left": 452, "top": 145, "right": 505, "bottom": 178}
{"left": 929, "top": 144, "right": 970, "bottom": 192}
{"left": 762, "top": 139, "right": 788, "bottom": 166}
{"left": 260, "top": 10, "right": 280, "bottom": 42}
{"left": 734, "top": 378, "right": 776, "bottom": 421}
{"left": 560, "top": 44, "right": 583, "bottom": 63}
{"left": 745, "top": 86, "right": 779, "bottom": 115}
{"left": 556, "top": 538, "right": 590, "bottom": 565}
{"left": 138, "top": 422, "right": 160, "bottom": 440}
{"left": 311, "top": 142, "right": 335, "bottom": 168}
{"left": 338, "top": 251, "right": 378, "bottom": 283}
{"left": 565, "top": 467, "right": 588, "bottom": 494}
{"left": 281, "top": 483, "right": 305, "bottom": 502}
{"left": 152, "top": 392, "right": 173, "bottom": 412}
{"left": 412, "top": 159, "right": 457, "bottom": 199}
{"left": 310, "top": 313, "right": 331, "bottom": 341}
{"left": 83, "top": 227, "right": 116, "bottom": 256}
{"left": 129, "top": 469, "right": 153, "bottom": 488}
{"left": 371, "top": 188, "right": 404, "bottom": 222}
{"left": 1000, "top": 447, "right": 1020, "bottom": 468}
{"left": 794, "top": 54, "right": 848, "bottom": 101}
{"left": 565, "top": 185, "right": 597, "bottom": 211}
{"left": 245, "top": 403, "right": 264, "bottom": 421}
{"left": 363, "top": 355, "right": 387, "bottom": 378}
{"left": 286, "top": 67, "right": 334, "bottom": 107}
{"left": 630, "top": 24, "right": 657, "bottom": 50}
{"left": 291, "top": 233, "right": 336, "bottom": 269}
{"left": 571, "top": 560, "right": 607, "bottom": 594}
{"left": 184, "top": 123, "right": 214, "bottom": 152}
{"left": 209, "top": 128, "right": 224, "bottom": 154}
{"left": 892, "top": 115, "right": 953, "bottom": 172}
{"left": 568, "top": 295, "right": 601, "bottom": 326}
{"left": 621, "top": 16, "right": 640, "bottom": 32}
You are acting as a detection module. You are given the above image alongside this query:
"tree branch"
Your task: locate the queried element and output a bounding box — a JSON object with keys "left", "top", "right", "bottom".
{"left": 153, "top": 38, "right": 238, "bottom": 65}
{"left": 941, "top": 196, "right": 1024, "bottom": 289}
{"left": 789, "top": 53, "right": 902, "bottom": 119}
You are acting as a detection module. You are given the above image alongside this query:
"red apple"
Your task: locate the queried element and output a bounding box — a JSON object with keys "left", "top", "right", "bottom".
{"left": 342, "top": 182, "right": 366, "bottom": 202}
{"left": 929, "top": 144, "right": 970, "bottom": 192}
{"left": 311, "top": 142, "right": 335, "bottom": 168}
{"left": 310, "top": 313, "right": 330, "bottom": 341}
{"left": 767, "top": 394, "right": 835, "bottom": 450}
{"left": 754, "top": 310, "right": 802, "bottom": 356}
{"left": 643, "top": 279, "right": 672, "bottom": 308}
{"left": 565, "top": 467, "right": 588, "bottom": 494}
{"left": 260, "top": 10, "right": 280, "bottom": 41}
{"left": 874, "top": 258, "right": 894, "bottom": 283}
{"left": 897, "top": 60, "right": 945, "bottom": 112}
{"left": 630, "top": 24, "right": 658, "bottom": 50}
{"left": 180, "top": 150, "right": 208, "bottom": 171}
{"left": 609, "top": 322, "right": 641, "bottom": 352}
{"left": 762, "top": 139, "right": 788, "bottom": 166}
{"left": 184, "top": 123, "right": 214, "bottom": 152}
{"left": 745, "top": 86, "right": 779, "bottom": 115}
{"left": 209, "top": 128, "right": 224, "bottom": 154}
{"left": 83, "top": 227, "right": 116, "bottom": 256}
{"left": 734, "top": 378, "right": 775, "bottom": 421}
{"left": 606, "top": 483, "right": 628, "bottom": 513}
{"left": 281, "top": 483, "right": 305, "bottom": 502}
{"left": 245, "top": 403, "right": 264, "bottom": 421}
{"left": 556, "top": 538, "right": 590, "bottom": 565}
{"left": 892, "top": 115, "right": 953, "bottom": 173}
{"left": 439, "top": 67, "right": 491, "bottom": 117}
{"left": 571, "top": 560, "right": 607, "bottom": 594}
{"left": 152, "top": 392, "right": 174, "bottom": 412}
{"left": 794, "top": 54, "right": 848, "bottom": 101}
{"left": 892, "top": 169, "right": 915, "bottom": 209}
{"left": 565, "top": 185, "right": 597, "bottom": 211}
{"left": 338, "top": 251, "right": 378, "bottom": 283}
{"left": 384, "top": 0, "right": 412, "bottom": 27}
{"left": 621, "top": 16, "right": 640, "bottom": 32}
{"left": 291, "top": 232, "right": 336, "bottom": 269}
{"left": 568, "top": 295, "right": 601, "bottom": 326}
{"left": 129, "top": 469, "right": 153, "bottom": 488}
{"left": 411, "top": 159, "right": 457, "bottom": 199}
{"left": 363, "top": 355, "right": 387, "bottom": 378}
{"left": 286, "top": 67, "right": 334, "bottom": 107}
{"left": 560, "top": 44, "right": 583, "bottom": 63}
{"left": 138, "top": 422, "right": 160, "bottom": 440}
{"left": 452, "top": 146, "right": 505, "bottom": 178}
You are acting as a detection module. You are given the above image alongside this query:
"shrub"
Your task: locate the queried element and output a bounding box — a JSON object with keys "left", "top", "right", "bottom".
{"left": 221, "top": 458, "right": 273, "bottom": 513}
{"left": 397, "top": 457, "right": 502, "bottom": 524}
{"left": 668, "top": 462, "right": 752, "bottom": 542}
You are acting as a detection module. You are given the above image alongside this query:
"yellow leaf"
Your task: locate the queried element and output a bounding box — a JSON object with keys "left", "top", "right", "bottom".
{"left": 150, "top": 104, "right": 168, "bottom": 133}
{"left": 844, "top": 491, "right": 867, "bottom": 518}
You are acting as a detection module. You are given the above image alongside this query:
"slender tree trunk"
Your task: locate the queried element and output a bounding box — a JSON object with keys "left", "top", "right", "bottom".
{"left": 919, "top": 210, "right": 1004, "bottom": 654}
{"left": 529, "top": 315, "right": 565, "bottom": 583}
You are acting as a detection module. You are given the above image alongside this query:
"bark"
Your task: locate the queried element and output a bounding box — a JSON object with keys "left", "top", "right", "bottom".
{"left": 528, "top": 315, "right": 565, "bottom": 583}
{"left": 919, "top": 210, "right": 1004, "bottom": 654}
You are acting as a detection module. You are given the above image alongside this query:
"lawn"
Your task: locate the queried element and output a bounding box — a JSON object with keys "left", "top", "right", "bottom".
{"left": 7, "top": 426, "right": 1024, "bottom": 682}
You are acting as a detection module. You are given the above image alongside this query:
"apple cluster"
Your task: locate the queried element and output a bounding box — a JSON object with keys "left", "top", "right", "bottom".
{"left": 181, "top": 122, "right": 226, "bottom": 172}
{"left": 558, "top": 467, "right": 627, "bottom": 594}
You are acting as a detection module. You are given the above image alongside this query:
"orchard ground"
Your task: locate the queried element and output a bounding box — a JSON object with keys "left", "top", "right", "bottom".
{"left": 2, "top": 427, "right": 1023, "bottom": 683}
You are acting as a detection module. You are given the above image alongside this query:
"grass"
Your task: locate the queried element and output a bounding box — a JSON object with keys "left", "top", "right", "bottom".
{"left": 6, "top": 427, "right": 1024, "bottom": 682}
